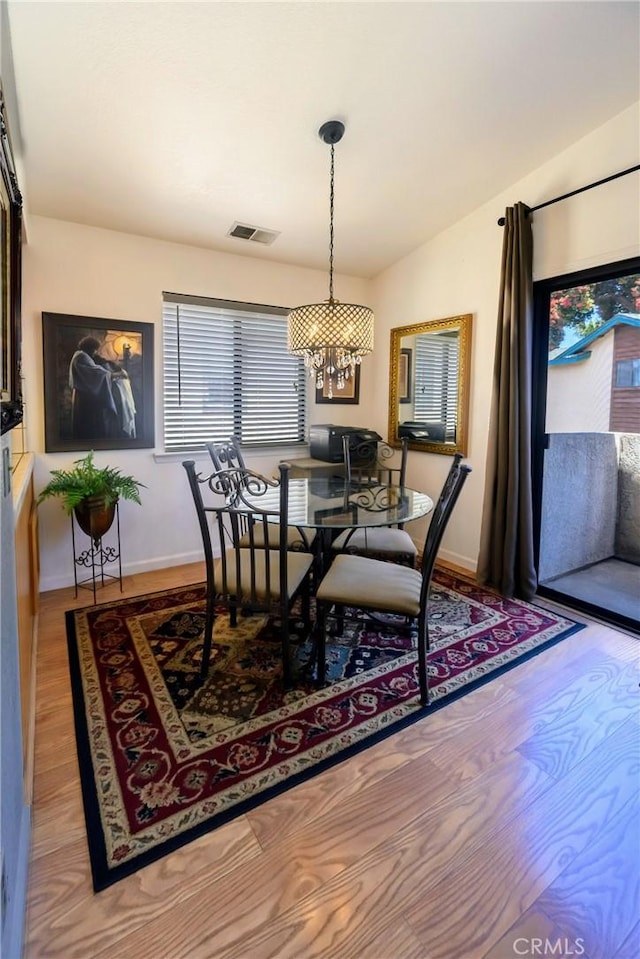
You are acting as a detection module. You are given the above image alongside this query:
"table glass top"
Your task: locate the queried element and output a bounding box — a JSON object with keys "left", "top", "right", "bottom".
{"left": 247, "top": 477, "right": 433, "bottom": 530}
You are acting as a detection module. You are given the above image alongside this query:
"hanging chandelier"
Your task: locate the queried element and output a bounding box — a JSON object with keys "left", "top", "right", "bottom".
{"left": 288, "top": 120, "right": 374, "bottom": 398}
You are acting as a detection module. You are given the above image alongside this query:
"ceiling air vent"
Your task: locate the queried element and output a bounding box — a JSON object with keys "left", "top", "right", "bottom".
{"left": 227, "top": 222, "right": 280, "bottom": 245}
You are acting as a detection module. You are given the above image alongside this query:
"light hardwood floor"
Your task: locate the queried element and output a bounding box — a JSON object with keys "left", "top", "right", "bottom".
{"left": 24, "top": 563, "right": 639, "bottom": 959}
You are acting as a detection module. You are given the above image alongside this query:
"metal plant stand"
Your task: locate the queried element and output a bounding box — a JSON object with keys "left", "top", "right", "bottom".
{"left": 71, "top": 502, "right": 123, "bottom": 602}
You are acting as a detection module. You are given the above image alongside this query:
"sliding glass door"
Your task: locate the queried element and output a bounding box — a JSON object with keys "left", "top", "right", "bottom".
{"left": 533, "top": 257, "right": 640, "bottom": 633}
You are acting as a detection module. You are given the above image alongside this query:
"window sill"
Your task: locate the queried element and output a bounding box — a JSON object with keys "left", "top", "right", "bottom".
{"left": 153, "top": 444, "right": 310, "bottom": 464}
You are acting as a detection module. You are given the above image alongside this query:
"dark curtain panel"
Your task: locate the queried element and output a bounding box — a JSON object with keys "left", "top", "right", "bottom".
{"left": 477, "top": 202, "right": 537, "bottom": 600}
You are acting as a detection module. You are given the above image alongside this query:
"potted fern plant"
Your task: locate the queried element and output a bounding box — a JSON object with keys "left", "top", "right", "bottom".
{"left": 37, "top": 451, "right": 145, "bottom": 543}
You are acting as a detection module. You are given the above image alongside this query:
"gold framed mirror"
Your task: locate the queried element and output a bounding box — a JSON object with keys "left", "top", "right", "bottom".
{"left": 388, "top": 313, "right": 472, "bottom": 456}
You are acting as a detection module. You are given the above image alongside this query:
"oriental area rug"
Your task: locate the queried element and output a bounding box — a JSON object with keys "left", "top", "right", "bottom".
{"left": 65, "top": 570, "right": 584, "bottom": 891}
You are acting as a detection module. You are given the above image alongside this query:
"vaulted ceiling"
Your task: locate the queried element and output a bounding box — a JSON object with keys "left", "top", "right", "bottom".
{"left": 6, "top": 1, "right": 639, "bottom": 278}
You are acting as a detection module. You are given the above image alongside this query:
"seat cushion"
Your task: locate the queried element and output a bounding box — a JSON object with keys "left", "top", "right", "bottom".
{"left": 331, "top": 526, "right": 417, "bottom": 557}
{"left": 239, "top": 525, "right": 316, "bottom": 551}
{"left": 215, "top": 548, "right": 313, "bottom": 602}
{"left": 316, "top": 554, "right": 422, "bottom": 616}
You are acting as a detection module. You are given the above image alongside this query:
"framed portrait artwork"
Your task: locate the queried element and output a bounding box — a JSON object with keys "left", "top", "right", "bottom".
{"left": 42, "top": 312, "right": 155, "bottom": 452}
{"left": 399, "top": 348, "right": 412, "bottom": 404}
{"left": 315, "top": 366, "right": 361, "bottom": 405}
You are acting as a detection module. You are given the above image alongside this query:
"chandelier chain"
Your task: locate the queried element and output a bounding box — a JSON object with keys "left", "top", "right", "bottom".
{"left": 329, "top": 142, "right": 335, "bottom": 302}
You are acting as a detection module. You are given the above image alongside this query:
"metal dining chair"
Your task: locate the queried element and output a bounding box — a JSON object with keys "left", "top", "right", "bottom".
{"left": 331, "top": 435, "right": 418, "bottom": 567}
{"left": 315, "top": 454, "right": 471, "bottom": 704}
{"left": 207, "top": 436, "right": 317, "bottom": 558}
{"left": 183, "top": 460, "right": 314, "bottom": 688}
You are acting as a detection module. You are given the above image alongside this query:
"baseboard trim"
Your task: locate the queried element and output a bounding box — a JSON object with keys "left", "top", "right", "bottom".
{"left": 40, "top": 551, "right": 204, "bottom": 593}
{"left": 436, "top": 557, "right": 477, "bottom": 579}
{"left": 41, "top": 548, "right": 478, "bottom": 593}
{"left": 437, "top": 548, "right": 476, "bottom": 575}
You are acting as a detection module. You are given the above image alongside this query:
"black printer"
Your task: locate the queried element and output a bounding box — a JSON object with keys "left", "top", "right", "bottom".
{"left": 309, "top": 424, "right": 382, "bottom": 463}
{"left": 398, "top": 420, "right": 446, "bottom": 442}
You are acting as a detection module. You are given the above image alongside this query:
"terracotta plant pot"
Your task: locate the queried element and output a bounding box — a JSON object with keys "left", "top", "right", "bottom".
{"left": 74, "top": 496, "right": 117, "bottom": 545}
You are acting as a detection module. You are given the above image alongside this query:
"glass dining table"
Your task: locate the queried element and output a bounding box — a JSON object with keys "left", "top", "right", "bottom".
{"left": 244, "top": 473, "right": 434, "bottom": 571}
{"left": 289, "top": 475, "right": 432, "bottom": 528}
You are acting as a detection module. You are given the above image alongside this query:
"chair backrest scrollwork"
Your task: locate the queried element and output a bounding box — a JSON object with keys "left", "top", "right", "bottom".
{"left": 342, "top": 434, "right": 409, "bottom": 489}
{"left": 206, "top": 435, "right": 246, "bottom": 472}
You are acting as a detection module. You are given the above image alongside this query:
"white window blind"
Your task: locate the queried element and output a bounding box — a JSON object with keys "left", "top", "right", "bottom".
{"left": 413, "top": 333, "right": 459, "bottom": 441}
{"left": 163, "top": 294, "right": 306, "bottom": 451}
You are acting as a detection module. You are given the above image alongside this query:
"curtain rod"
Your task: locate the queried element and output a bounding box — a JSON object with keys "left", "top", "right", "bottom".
{"left": 497, "top": 164, "right": 640, "bottom": 226}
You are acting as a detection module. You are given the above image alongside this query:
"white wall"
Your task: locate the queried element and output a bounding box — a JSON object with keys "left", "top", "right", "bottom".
{"left": 546, "top": 336, "right": 613, "bottom": 434}
{"left": 22, "top": 219, "right": 369, "bottom": 590}
{"left": 22, "top": 102, "right": 640, "bottom": 587}
{"left": 368, "top": 102, "right": 640, "bottom": 570}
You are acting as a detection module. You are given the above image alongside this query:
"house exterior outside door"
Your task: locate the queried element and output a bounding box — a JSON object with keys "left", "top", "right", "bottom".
{"left": 532, "top": 258, "right": 640, "bottom": 633}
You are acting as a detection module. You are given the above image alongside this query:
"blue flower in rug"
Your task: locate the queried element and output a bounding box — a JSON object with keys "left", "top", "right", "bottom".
{"left": 136, "top": 804, "right": 157, "bottom": 823}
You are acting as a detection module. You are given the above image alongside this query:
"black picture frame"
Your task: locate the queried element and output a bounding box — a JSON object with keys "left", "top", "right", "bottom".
{"left": 315, "top": 366, "right": 361, "bottom": 405}
{"left": 0, "top": 87, "right": 24, "bottom": 436}
{"left": 42, "top": 312, "right": 155, "bottom": 452}
{"left": 399, "top": 348, "right": 412, "bottom": 404}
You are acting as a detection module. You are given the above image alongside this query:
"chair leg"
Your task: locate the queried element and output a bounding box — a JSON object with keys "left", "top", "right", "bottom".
{"left": 200, "top": 596, "right": 215, "bottom": 681}
{"left": 418, "top": 622, "right": 430, "bottom": 707}
{"left": 310, "top": 539, "right": 322, "bottom": 592}
{"left": 281, "top": 617, "right": 292, "bottom": 690}
{"left": 315, "top": 601, "right": 327, "bottom": 687}
{"left": 300, "top": 583, "right": 311, "bottom": 632}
